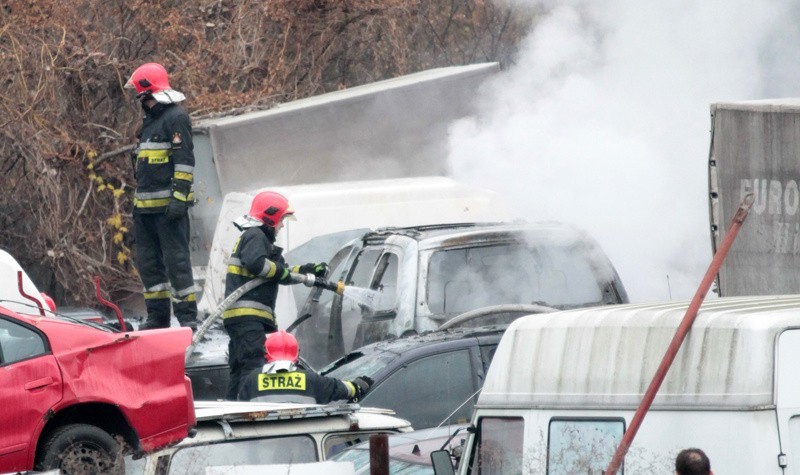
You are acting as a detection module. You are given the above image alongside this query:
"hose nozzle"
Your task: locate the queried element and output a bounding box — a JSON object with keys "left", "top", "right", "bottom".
{"left": 291, "top": 272, "right": 345, "bottom": 295}
{"left": 315, "top": 277, "right": 345, "bottom": 295}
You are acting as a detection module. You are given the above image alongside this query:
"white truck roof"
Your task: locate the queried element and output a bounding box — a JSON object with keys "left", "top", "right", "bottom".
{"left": 481, "top": 295, "right": 800, "bottom": 410}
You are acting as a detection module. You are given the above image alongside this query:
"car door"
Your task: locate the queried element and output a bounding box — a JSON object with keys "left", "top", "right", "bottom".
{"left": 361, "top": 347, "right": 480, "bottom": 429}
{"left": 0, "top": 314, "right": 62, "bottom": 471}
{"left": 294, "top": 240, "right": 363, "bottom": 368}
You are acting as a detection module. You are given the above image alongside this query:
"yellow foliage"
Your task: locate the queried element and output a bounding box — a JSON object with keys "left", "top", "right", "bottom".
{"left": 113, "top": 232, "right": 124, "bottom": 244}
{"left": 107, "top": 214, "right": 122, "bottom": 229}
{"left": 116, "top": 251, "right": 128, "bottom": 265}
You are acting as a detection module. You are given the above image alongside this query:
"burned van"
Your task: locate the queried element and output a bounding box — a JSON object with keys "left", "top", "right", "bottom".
{"left": 293, "top": 222, "right": 628, "bottom": 368}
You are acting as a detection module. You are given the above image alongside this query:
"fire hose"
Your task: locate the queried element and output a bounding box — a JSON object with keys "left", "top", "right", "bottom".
{"left": 185, "top": 273, "right": 344, "bottom": 363}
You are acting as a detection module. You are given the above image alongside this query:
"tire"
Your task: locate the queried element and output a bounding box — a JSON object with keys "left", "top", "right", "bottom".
{"left": 37, "top": 423, "right": 124, "bottom": 474}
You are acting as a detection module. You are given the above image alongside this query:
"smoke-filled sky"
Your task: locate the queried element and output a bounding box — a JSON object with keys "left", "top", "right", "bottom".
{"left": 448, "top": 0, "right": 800, "bottom": 302}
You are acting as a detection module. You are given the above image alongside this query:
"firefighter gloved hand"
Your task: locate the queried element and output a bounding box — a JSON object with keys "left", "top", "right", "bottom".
{"left": 351, "top": 376, "right": 373, "bottom": 401}
{"left": 165, "top": 199, "right": 186, "bottom": 220}
{"left": 299, "top": 262, "right": 330, "bottom": 278}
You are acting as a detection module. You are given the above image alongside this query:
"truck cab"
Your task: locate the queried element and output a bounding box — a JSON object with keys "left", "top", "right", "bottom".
{"left": 294, "top": 222, "right": 628, "bottom": 368}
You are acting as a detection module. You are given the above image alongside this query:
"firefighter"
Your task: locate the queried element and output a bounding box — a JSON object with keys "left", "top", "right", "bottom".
{"left": 224, "top": 191, "right": 330, "bottom": 400}
{"left": 238, "top": 330, "right": 372, "bottom": 403}
{"left": 125, "top": 63, "right": 198, "bottom": 331}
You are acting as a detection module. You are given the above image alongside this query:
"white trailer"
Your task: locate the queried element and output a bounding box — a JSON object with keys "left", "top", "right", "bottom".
{"left": 440, "top": 295, "right": 800, "bottom": 474}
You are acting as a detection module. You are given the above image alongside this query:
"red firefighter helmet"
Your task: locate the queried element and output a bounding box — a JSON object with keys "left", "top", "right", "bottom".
{"left": 125, "top": 63, "right": 185, "bottom": 103}
{"left": 249, "top": 191, "right": 296, "bottom": 227}
{"left": 265, "top": 330, "right": 299, "bottom": 363}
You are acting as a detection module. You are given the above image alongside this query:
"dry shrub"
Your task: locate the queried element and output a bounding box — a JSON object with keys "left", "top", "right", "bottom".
{"left": 0, "top": 0, "right": 533, "bottom": 306}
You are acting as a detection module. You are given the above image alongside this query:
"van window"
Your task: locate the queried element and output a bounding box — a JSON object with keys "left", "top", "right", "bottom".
{"left": 324, "top": 431, "right": 390, "bottom": 459}
{"left": 363, "top": 251, "right": 399, "bottom": 318}
{"left": 547, "top": 418, "right": 625, "bottom": 474}
{"left": 426, "top": 242, "right": 605, "bottom": 316}
{"left": 466, "top": 417, "right": 524, "bottom": 475}
{"left": 166, "top": 435, "right": 317, "bottom": 473}
{"left": 337, "top": 248, "right": 383, "bottom": 351}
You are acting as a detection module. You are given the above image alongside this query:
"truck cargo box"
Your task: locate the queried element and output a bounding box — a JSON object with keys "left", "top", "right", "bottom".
{"left": 709, "top": 99, "right": 800, "bottom": 296}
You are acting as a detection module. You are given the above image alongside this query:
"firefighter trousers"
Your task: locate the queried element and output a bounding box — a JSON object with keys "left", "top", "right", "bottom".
{"left": 225, "top": 319, "right": 274, "bottom": 400}
{"left": 133, "top": 212, "right": 197, "bottom": 328}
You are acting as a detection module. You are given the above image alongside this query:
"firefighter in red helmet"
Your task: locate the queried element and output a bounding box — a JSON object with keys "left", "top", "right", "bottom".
{"left": 223, "top": 191, "right": 330, "bottom": 400}
{"left": 125, "top": 62, "right": 198, "bottom": 331}
{"left": 238, "top": 330, "right": 371, "bottom": 403}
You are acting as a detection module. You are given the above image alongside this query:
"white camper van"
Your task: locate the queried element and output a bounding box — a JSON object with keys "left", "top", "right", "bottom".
{"left": 433, "top": 295, "right": 800, "bottom": 474}
{"left": 197, "top": 176, "right": 513, "bottom": 327}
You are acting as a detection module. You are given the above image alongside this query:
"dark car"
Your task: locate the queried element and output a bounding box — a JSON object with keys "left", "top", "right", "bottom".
{"left": 318, "top": 324, "right": 508, "bottom": 430}
{"left": 185, "top": 304, "right": 539, "bottom": 403}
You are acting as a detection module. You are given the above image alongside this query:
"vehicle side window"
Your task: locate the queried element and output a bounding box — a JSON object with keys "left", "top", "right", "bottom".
{"left": 338, "top": 249, "right": 382, "bottom": 352}
{"left": 363, "top": 349, "right": 475, "bottom": 429}
{"left": 294, "top": 243, "right": 359, "bottom": 368}
{"left": 466, "top": 417, "right": 524, "bottom": 475}
{"left": 547, "top": 418, "right": 625, "bottom": 474}
{"left": 364, "top": 252, "right": 399, "bottom": 318}
{"left": 479, "top": 344, "right": 498, "bottom": 375}
{"left": 324, "top": 431, "right": 390, "bottom": 459}
{"left": 347, "top": 249, "right": 383, "bottom": 288}
{"left": 0, "top": 317, "right": 47, "bottom": 365}
{"left": 166, "top": 436, "right": 317, "bottom": 474}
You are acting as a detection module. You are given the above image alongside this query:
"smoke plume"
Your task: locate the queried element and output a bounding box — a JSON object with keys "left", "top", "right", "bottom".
{"left": 449, "top": 0, "right": 799, "bottom": 301}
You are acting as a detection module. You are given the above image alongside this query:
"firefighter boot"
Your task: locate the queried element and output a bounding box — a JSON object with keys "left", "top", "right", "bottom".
{"left": 174, "top": 298, "right": 198, "bottom": 332}
{"left": 138, "top": 314, "right": 171, "bottom": 330}
{"left": 138, "top": 296, "right": 171, "bottom": 330}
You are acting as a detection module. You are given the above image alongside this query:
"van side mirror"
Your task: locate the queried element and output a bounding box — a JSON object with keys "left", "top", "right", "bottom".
{"left": 430, "top": 449, "right": 456, "bottom": 475}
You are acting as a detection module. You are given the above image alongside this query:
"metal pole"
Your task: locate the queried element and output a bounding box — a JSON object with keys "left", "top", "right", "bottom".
{"left": 369, "top": 433, "right": 389, "bottom": 475}
{"left": 604, "top": 193, "right": 754, "bottom": 475}
{"left": 94, "top": 276, "right": 126, "bottom": 329}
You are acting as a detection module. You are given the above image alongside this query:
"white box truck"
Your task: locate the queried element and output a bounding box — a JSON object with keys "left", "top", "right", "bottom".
{"left": 434, "top": 295, "right": 800, "bottom": 474}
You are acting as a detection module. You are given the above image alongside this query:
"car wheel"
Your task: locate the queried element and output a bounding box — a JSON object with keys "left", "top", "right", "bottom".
{"left": 37, "top": 423, "right": 124, "bottom": 474}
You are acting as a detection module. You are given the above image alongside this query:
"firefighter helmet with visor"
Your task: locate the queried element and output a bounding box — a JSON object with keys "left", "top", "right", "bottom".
{"left": 125, "top": 62, "right": 185, "bottom": 104}
{"left": 249, "top": 191, "right": 296, "bottom": 227}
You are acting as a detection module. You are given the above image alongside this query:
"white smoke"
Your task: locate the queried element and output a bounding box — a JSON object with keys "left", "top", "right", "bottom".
{"left": 448, "top": 0, "right": 798, "bottom": 301}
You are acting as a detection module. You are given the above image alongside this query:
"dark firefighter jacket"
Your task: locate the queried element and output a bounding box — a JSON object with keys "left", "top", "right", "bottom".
{"left": 224, "top": 226, "right": 300, "bottom": 329}
{"left": 238, "top": 363, "right": 358, "bottom": 404}
{"left": 133, "top": 102, "right": 195, "bottom": 214}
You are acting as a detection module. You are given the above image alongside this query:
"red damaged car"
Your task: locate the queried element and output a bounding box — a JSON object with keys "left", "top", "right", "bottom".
{"left": 0, "top": 305, "right": 196, "bottom": 473}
